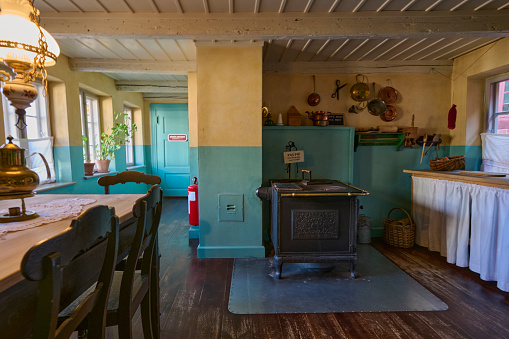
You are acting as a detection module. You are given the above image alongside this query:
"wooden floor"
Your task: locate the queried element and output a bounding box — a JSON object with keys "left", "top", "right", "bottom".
{"left": 142, "top": 198, "right": 509, "bottom": 339}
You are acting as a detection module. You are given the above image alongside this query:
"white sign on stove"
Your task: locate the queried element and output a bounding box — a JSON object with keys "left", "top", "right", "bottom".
{"left": 284, "top": 150, "right": 304, "bottom": 164}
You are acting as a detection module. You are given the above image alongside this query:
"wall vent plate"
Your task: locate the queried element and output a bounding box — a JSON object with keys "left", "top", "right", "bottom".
{"left": 218, "top": 194, "right": 244, "bottom": 222}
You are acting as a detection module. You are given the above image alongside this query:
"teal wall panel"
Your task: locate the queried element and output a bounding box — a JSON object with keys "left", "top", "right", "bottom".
{"left": 43, "top": 145, "right": 154, "bottom": 195}
{"left": 262, "top": 126, "right": 355, "bottom": 184}
{"left": 261, "top": 126, "right": 355, "bottom": 243}
{"left": 353, "top": 145, "right": 482, "bottom": 236}
{"left": 197, "top": 146, "right": 265, "bottom": 258}
{"left": 53, "top": 145, "right": 75, "bottom": 182}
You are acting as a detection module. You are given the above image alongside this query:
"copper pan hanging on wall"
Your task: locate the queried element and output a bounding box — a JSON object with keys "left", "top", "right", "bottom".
{"left": 307, "top": 75, "right": 320, "bottom": 106}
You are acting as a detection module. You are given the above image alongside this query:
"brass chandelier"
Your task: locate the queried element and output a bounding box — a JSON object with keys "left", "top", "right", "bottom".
{"left": 0, "top": 0, "right": 60, "bottom": 134}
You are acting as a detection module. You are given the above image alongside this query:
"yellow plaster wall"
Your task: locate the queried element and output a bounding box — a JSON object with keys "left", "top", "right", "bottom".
{"left": 263, "top": 73, "right": 451, "bottom": 140}
{"left": 196, "top": 46, "right": 262, "bottom": 147}
{"left": 47, "top": 55, "right": 145, "bottom": 147}
{"left": 188, "top": 71, "right": 198, "bottom": 148}
{"left": 0, "top": 98, "right": 5, "bottom": 142}
{"left": 451, "top": 38, "right": 509, "bottom": 146}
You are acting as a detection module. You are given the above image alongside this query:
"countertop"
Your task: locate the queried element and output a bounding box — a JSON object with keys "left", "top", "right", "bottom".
{"left": 403, "top": 169, "right": 509, "bottom": 189}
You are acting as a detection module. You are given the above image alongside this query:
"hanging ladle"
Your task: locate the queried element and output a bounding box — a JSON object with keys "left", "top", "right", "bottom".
{"left": 307, "top": 75, "right": 320, "bottom": 106}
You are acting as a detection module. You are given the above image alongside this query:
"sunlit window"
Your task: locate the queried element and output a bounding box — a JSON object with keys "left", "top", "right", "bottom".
{"left": 124, "top": 106, "right": 135, "bottom": 166}
{"left": 2, "top": 82, "right": 55, "bottom": 183}
{"left": 80, "top": 90, "right": 100, "bottom": 163}
{"left": 487, "top": 77, "right": 509, "bottom": 134}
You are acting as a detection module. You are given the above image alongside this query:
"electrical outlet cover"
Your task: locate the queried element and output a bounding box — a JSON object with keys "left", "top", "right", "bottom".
{"left": 218, "top": 194, "right": 244, "bottom": 222}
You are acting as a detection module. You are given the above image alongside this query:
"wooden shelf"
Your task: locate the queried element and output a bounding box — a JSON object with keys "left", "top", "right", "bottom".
{"left": 354, "top": 132, "right": 405, "bottom": 151}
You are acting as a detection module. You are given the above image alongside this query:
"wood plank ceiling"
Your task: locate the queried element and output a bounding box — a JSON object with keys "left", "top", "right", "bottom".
{"left": 34, "top": 0, "right": 509, "bottom": 101}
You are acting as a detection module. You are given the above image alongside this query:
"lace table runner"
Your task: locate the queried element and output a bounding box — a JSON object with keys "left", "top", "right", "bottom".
{"left": 0, "top": 198, "right": 96, "bottom": 237}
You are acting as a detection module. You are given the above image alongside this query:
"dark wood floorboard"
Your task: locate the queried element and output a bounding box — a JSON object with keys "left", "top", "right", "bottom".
{"left": 152, "top": 199, "right": 509, "bottom": 339}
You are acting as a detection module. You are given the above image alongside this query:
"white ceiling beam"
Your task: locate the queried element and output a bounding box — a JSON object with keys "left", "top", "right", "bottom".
{"left": 69, "top": 59, "right": 196, "bottom": 74}
{"left": 143, "top": 93, "right": 188, "bottom": 101}
{"left": 263, "top": 60, "right": 453, "bottom": 74}
{"left": 115, "top": 80, "right": 188, "bottom": 93}
{"left": 42, "top": 11, "right": 509, "bottom": 40}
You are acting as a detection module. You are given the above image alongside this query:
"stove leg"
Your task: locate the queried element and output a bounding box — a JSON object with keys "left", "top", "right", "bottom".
{"left": 350, "top": 258, "right": 358, "bottom": 279}
{"left": 274, "top": 256, "right": 283, "bottom": 279}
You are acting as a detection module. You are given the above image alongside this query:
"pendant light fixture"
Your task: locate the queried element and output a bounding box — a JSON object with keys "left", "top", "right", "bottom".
{"left": 0, "top": 0, "right": 60, "bottom": 135}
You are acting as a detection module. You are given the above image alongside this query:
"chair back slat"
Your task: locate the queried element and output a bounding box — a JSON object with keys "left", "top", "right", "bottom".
{"left": 111, "top": 184, "right": 163, "bottom": 338}
{"left": 21, "top": 205, "right": 119, "bottom": 339}
{"left": 22, "top": 206, "right": 117, "bottom": 281}
{"left": 98, "top": 171, "right": 161, "bottom": 194}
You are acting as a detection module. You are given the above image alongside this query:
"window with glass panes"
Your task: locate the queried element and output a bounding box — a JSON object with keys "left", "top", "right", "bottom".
{"left": 487, "top": 75, "right": 509, "bottom": 134}
{"left": 124, "top": 106, "right": 135, "bottom": 166}
{"left": 2, "top": 82, "right": 55, "bottom": 183}
{"left": 80, "top": 90, "right": 100, "bottom": 162}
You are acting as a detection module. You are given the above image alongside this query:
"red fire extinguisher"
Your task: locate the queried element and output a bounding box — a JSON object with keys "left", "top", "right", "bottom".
{"left": 188, "top": 176, "right": 199, "bottom": 226}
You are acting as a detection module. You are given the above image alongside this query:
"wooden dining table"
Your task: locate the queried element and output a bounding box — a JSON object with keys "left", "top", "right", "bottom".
{"left": 0, "top": 194, "right": 144, "bottom": 338}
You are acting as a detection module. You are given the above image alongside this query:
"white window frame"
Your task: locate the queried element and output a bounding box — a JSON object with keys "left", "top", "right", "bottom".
{"left": 80, "top": 90, "right": 101, "bottom": 163}
{"left": 124, "top": 106, "right": 135, "bottom": 166}
{"left": 485, "top": 72, "right": 509, "bottom": 134}
{"left": 2, "top": 82, "right": 55, "bottom": 183}
{"left": 2, "top": 82, "right": 50, "bottom": 139}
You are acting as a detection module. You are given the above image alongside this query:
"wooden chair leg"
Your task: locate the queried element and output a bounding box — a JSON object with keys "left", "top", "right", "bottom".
{"left": 151, "top": 243, "right": 161, "bottom": 339}
{"left": 117, "top": 309, "right": 133, "bottom": 339}
{"left": 141, "top": 292, "right": 154, "bottom": 339}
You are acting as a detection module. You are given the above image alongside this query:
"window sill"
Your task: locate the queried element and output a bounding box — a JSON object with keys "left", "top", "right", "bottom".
{"left": 84, "top": 171, "right": 119, "bottom": 180}
{"left": 34, "top": 182, "right": 76, "bottom": 193}
{"left": 127, "top": 165, "right": 146, "bottom": 171}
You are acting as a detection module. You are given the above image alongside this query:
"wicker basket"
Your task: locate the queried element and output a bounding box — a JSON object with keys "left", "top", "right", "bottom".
{"left": 384, "top": 208, "right": 415, "bottom": 248}
{"left": 429, "top": 155, "right": 465, "bottom": 171}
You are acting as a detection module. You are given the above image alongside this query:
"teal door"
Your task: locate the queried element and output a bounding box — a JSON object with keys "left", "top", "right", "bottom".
{"left": 151, "top": 104, "right": 190, "bottom": 197}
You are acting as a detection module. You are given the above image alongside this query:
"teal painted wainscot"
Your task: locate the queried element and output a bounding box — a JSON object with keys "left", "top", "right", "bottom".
{"left": 261, "top": 126, "right": 355, "bottom": 243}
{"left": 188, "top": 146, "right": 199, "bottom": 239}
{"left": 41, "top": 144, "right": 153, "bottom": 194}
{"left": 262, "top": 126, "right": 482, "bottom": 239}
{"left": 197, "top": 146, "right": 265, "bottom": 258}
{"left": 353, "top": 145, "right": 482, "bottom": 237}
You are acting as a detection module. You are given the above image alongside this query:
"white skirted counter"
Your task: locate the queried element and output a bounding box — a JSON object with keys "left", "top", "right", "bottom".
{"left": 404, "top": 170, "right": 509, "bottom": 293}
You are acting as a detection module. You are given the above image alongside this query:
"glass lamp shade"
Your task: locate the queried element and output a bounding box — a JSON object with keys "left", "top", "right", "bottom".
{"left": 0, "top": 7, "right": 60, "bottom": 67}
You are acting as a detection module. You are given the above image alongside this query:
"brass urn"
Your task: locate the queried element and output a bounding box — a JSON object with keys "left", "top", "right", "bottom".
{"left": 0, "top": 136, "right": 39, "bottom": 195}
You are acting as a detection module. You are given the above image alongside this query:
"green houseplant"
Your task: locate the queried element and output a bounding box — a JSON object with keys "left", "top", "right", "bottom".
{"left": 95, "top": 112, "right": 137, "bottom": 173}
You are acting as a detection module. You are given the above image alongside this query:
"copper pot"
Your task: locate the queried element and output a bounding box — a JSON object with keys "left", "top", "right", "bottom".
{"left": 306, "top": 111, "right": 330, "bottom": 126}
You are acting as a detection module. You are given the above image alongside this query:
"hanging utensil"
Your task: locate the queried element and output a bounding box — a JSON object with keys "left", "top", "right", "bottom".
{"left": 368, "top": 99, "right": 387, "bottom": 116}
{"left": 420, "top": 134, "right": 428, "bottom": 164}
{"left": 348, "top": 105, "right": 358, "bottom": 114}
{"left": 331, "top": 80, "right": 346, "bottom": 100}
{"left": 424, "top": 134, "right": 440, "bottom": 155}
{"left": 307, "top": 75, "right": 320, "bottom": 106}
{"left": 380, "top": 105, "right": 397, "bottom": 121}
{"left": 367, "top": 82, "right": 387, "bottom": 116}
{"left": 378, "top": 86, "right": 398, "bottom": 104}
{"left": 350, "top": 74, "right": 370, "bottom": 102}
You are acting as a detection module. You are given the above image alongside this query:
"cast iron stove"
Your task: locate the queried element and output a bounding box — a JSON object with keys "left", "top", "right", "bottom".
{"left": 257, "top": 174, "right": 369, "bottom": 279}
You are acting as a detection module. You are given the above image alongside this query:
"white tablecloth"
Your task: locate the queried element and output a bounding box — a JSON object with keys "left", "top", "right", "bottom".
{"left": 412, "top": 176, "right": 509, "bottom": 292}
{"left": 0, "top": 198, "right": 96, "bottom": 237}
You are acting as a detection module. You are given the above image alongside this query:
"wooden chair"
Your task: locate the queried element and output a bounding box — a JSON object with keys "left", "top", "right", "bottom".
{"left": 106, "top": 184, "right": 163, "bottom": 338}
{"left": 21, "top": 205, "right": 119, "bottom": 339}
{"left": 97, "top": 171, "right": 161, "bottom": 194}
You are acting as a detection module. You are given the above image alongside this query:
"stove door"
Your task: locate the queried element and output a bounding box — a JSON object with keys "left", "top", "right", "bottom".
{"left": 276, "top": 195, "right": 356, "bottom": 254}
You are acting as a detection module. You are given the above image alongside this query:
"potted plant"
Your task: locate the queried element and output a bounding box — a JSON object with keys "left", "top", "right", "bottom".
{"left": 95, "top": 112, "right": 137, "bottom": 173}
{"left": 82, "top": 135, "right": 95, "bottom": 176}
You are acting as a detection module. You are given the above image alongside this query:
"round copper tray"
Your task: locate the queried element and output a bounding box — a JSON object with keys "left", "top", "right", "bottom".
{"left": 380, "top": 105, "right": 397, "bottom": 121}
{"left": 378, "top": 86, "right": 398, "bottom": 104}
